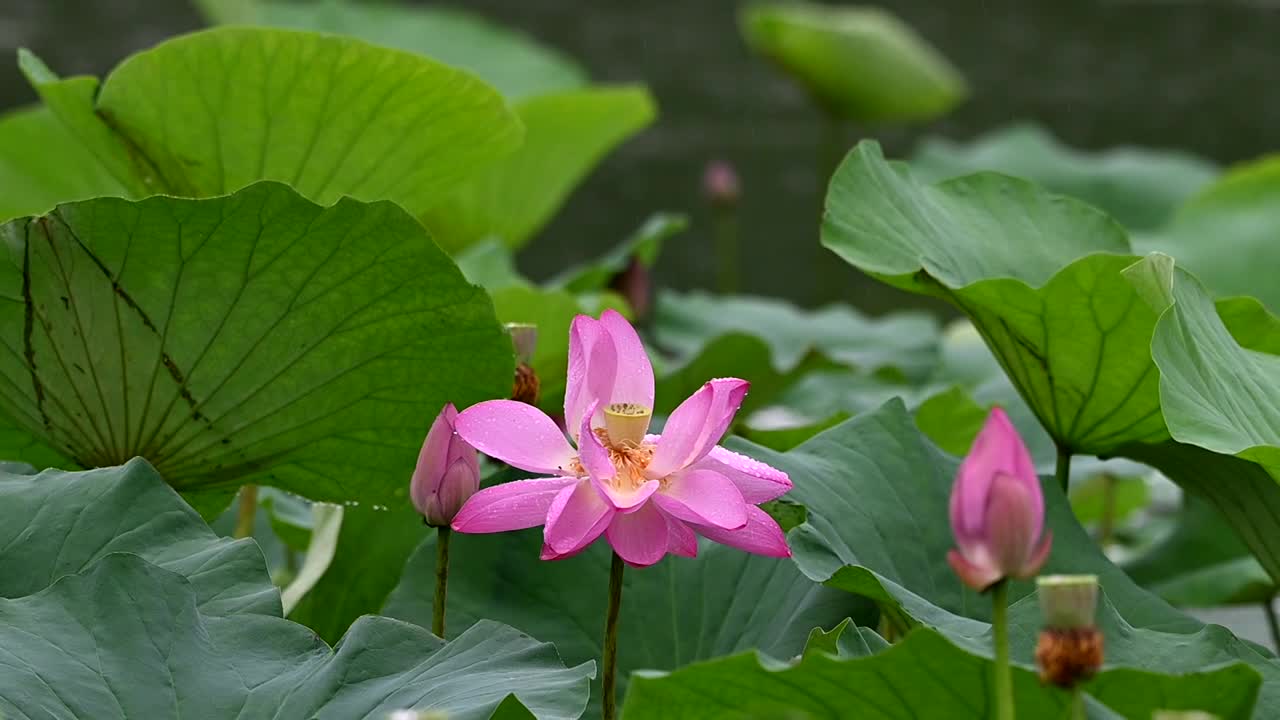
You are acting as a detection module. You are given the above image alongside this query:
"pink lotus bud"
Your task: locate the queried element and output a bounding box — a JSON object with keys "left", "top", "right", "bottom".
{"left": 702, "top": 159, "right": 740, "bottom": 207}
{"left": 947, "top": 407, "right": 1052, "bottom": 591}
{"left": 410, "top": 403, "right": 480, "bottom": 527}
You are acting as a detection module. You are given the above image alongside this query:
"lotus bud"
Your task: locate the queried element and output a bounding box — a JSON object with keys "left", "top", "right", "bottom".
{"left": 387, "top": 712, "right": 448, "bottom": 720}
{"left": 947, "top": 407, "right": 1052, "bottom": 592}
{"left": 1035, "top": 575, "right": 1103, "bottom": 688}
{"left": 506, "top": 323, "right": 540, "bottom": 406}
{"left": 410, "top": 403, "right": 480, "bottom": 527}
{"left": 702, "top": 159, "right": 740, "bottom": 208}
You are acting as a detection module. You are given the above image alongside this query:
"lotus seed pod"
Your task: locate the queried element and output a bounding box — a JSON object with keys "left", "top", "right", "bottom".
{"left": 1037, "top": 574, "right": 1099, "bottom": 629}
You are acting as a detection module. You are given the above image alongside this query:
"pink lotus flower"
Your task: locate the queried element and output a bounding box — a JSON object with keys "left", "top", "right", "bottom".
{"left": 451, "top": 310, "right": 792, "bottom": 567}
{"left": 410, "top": 403, "right": 480, "bottom": 527}
{"left": 947, "top": 407, "right": 1053, "bottom": 591}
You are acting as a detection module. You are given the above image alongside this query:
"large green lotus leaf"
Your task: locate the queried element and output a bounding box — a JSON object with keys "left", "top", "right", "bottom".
{"left": 912, "top": 123, "right": 1218, "bottom": 230}
{"left": 0, "top": 554, "right": 592, "bottom": 719}
{"left": 0, "top": 105, "right": 129, "bottom": 222}
{"left": 622, "top": 626, "right": 1260, "bottom": 720}
{"left": 1137, "top": 157, "right": 1280, "bottom": 312}
{"left": 16, "top": 52, "right": 154, "bottom": 199}
{"left": 823, "top": 141, "right": 1170, "bottom": 455}
{"left": 383, "top": 527, "right": 864, "bottom": 718}
{"left": 424, "top": 86, "right": 656, "bottom": 253}
{"left": 1125, "top": 496, "right": 1274, "bottom": 607}
{"left": 740, "top": 412, "right": 852, "bottom": 452}
{"left": 0, "top": 457, "right": 275, "bottom": 617}
{"left": 734, "top": 401, "right": 1280, "bottom": 714}
{"left": 653, "top": 290, "right": 939, "bottom": 379}
{"left": 1116, "top": 255, "right": 1280, "bottom": 582}
{"left": 0, "top": 183, "right": 512, "bottom": 509}
{"left": 1218, "top": 295, "right": 1280, "bottom": 356}
{"left": 23, "top": 27, "right": 522, "bottom": 215}
{"left": 1125, "top": 254, "right": 1280, "bottom": 472}
{"left": 739, "top": 2, "right": 965, "bottom": 123}
{"left": 198, "top": 0, "right": 587, "bottom": 99}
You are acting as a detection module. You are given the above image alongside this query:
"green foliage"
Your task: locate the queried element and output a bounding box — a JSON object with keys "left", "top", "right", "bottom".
{"left": 384, "top": 528, "right": 862, "bottom": 719}
{"left": 198, "top": 0, "right": 587, "bottom": 99}
{"left": 1126, "top": 255, "right": 1280, "bottom": 474}
{"left": 21, "top": 27, "right": 523, "bottom": 215}
{"left": 654, "top": 290, "right": 939, "bottom": 379}
{"left": 1125, "top": 497, "right": 1274, "bottom": 607}
{"left": 744, "top": 402, "right": 1280, "bottom": 714}
{"left": 0, "top": 183, "right": 512, "bottom": 510}
{"left": 912, "top": 123, "right": 1218, "bottom": 230}
{"left": 623, "top": 627, "right": 1260, "bottom": 720}
{"left": 740, "top": 1, "right": 966, "bottom": 123}
{"left": 424, "top": 87, "right": 657, "bottom": 252}
{"left": 0, "top": 460, "right": 592, "bottom": 719}
{"left": 0, "top": 459, "right": 274, "bottom": 616}
{"left": 1139, "top": 156, "right": 1280, "bottom": 312}
{"left": 0, "top": 105, "right": 129, "bottom": 222}
{"left": 822, "top": 141, "right": 1280, "bottom": 595}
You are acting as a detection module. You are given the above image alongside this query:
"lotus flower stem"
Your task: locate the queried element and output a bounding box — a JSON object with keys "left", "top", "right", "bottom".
{"left": 233, "top": 484, "right": 258, "bottom": 539}
{"left": 712, "top": 208, "right": 740, "bottom": 295}
{"left": 1070, "top": 688, "right": 1085, "bottom": 719}
{"left": 1055, "top": 447, "right": 1072, "bottom": 493}
{"left": 1264, "top": 594, "right": 1280, "bottom": 652}
{"left": 704, "top": 160, "right": 741, "bottom": 295}
{"left": 1097, "top": 474, "right": 1116, "bottom": 546}
{"left": 433, "top": 526, "right": 452, "bottom": 638}
{"left": 991, "top": 579, "right": 1015, "bottom": 720}
{"left": 602, "top": 552, "right": 625, "bottom": 720}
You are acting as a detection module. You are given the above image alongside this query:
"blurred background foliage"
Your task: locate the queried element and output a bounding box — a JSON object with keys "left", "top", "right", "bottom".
{"left": 2, "top": 0, "right": 1273, "bottom": 311}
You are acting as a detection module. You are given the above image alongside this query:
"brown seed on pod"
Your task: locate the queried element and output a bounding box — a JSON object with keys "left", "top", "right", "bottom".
{"left": 1035, "top": 626, "right": 1104, "bottom": 688}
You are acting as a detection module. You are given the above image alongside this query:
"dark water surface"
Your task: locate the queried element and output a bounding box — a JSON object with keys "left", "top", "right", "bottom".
{"left": 3, "top": 0, "right": 1278, "bottom": 311}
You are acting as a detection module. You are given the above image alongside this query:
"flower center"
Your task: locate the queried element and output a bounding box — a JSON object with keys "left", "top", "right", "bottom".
{"left": 603, "top": 402, "right": 652, "bottom": 447}
{"left": 593, "top": 426, "right": 656, "bottom": 491}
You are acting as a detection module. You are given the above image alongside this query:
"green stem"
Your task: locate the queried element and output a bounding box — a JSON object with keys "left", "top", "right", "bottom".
{"left": 1070, "top": 687, "right": 1086, "bottom": 719}
{"left": 433, "top": 526, "right": 452, "bottom": 638}
{"left": 233, "top": 484, "right": 258, "bottom": 539}
{"left": 602, "top": 552, "right": 626, "bottom": 720}
{"left": 1055, "top": 447, "right": 1072, "bottom": 494}
{"left": 1264, "top": 594, "right": 1280, "bottom": 652}
{"left": 991, "top": 580, "right": 1015, "bottom": 720}
{"left": 712, "top": 208, "right": 739, "bottom": 294}
{"left": 1098, "top": 473, "right": 1116, "bottom": 546}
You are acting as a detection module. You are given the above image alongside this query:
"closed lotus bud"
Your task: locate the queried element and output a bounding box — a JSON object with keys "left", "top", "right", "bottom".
{"left": 410, "top": 403, "right": 480, "bottom": 527}
{"left": 702, "top": 159, "right": 740, "bottom": 208}
{"left": 947, "top": 407, "right": 1052, "bottom": 592}
{"left": 506, "top": 323, "right": 540, "bottom": 406}
{"left": 1035, "top": 575, "right": 1103, "bottom": 688}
